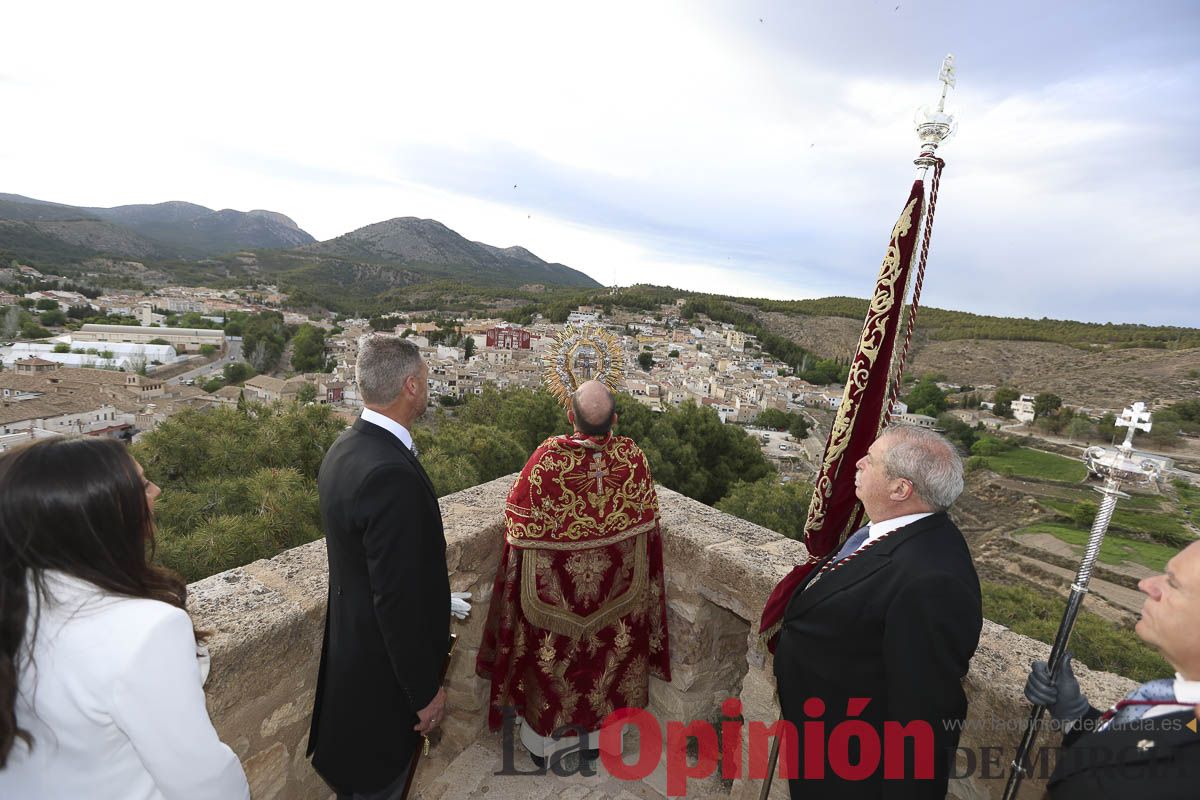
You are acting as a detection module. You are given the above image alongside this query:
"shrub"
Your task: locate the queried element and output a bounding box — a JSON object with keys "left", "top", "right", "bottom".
{"left": 971, "top": 436, "right": 1012, "bottom": 456}
{"left": 982, "top": 580, "right": 1170, "bottom": 683}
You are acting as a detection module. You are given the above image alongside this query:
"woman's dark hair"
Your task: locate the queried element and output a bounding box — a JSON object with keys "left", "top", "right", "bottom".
{"left": 0, "top": 436, "right": 193, "bottom": 766}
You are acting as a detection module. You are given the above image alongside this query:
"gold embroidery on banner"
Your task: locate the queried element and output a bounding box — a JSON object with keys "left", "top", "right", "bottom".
{"left": 802, "top": 196, "right": 919, "bottom": 542}
{"left": 520, "top": 534, "right": 649, "bottom": 639}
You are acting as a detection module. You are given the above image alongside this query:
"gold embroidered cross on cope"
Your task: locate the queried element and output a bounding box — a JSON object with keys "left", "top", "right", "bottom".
{"left": 588, "top": 452, "right": 610, "bottom": 513}
{"left": 589, "top": 453, "right": 608, "bottom": 493}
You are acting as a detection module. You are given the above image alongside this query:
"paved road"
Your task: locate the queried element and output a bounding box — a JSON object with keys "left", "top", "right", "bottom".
{"left": 167, "top": 338, "right": 242, "bottom": 385}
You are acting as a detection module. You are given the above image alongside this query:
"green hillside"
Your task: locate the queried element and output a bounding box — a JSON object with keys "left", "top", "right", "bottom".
{"left": 746, "top": 296, "right": 1200, "bottom": 349}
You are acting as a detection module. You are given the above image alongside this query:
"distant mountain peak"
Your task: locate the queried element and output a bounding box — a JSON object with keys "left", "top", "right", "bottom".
{"left": 305, "top": 216, "right": 598, "bottom": 289}
{"left": 0, "top": 193, "right": 316, "bottom": 258}
{"left": 247, "top": 209, "right": 303, "bottom": 231}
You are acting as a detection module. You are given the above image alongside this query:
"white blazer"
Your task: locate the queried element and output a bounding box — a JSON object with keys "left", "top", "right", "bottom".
{"left": 0, "top": 571, "right": 249, "bottom": 800}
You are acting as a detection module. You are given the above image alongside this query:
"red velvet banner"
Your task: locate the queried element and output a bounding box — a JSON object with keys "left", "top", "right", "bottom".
{"left": 759, "top": 180, "right": 926, "bottom": 649}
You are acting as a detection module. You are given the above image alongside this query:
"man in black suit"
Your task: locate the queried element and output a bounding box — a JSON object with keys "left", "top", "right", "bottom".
{"left": 308, "top": 336, "right": 450, "bottom": 800}
{"left": 773, "top": 425, "right": 982, "bottom": 799}
{"left": 1025, "top": 539, "right": 1200, "bottom": 798}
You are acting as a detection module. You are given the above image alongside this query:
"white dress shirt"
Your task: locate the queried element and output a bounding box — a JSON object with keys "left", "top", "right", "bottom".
{"left": 360, "top": 407, "right": 415, "bottom": 452}
{"left": 861, "top": 512, "right": 934, "bottom": 550}
{"left": 0, "top": 571, "right": 250, "bottom": 800}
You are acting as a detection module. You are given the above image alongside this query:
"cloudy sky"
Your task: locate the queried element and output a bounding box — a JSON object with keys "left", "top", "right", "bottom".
{"left": 3, "top": 1, "right": 1197, "bottom": 325}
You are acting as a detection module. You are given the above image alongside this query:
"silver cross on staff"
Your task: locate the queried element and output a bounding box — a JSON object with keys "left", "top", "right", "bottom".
{"left": 1115, "top": 401, "right": 1153, "bottom": 449}
{"left": 936, "top": 54, "right": 956, "bottom": 112}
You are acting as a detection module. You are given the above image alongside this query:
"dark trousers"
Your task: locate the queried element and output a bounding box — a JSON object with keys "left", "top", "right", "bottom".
{"left": 336, "top": 761, "right": 412, "bottom": 800}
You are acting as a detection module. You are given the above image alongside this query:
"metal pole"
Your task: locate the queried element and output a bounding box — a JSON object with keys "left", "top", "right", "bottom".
{"left": 1001, "top": 485, "right": 1119, "bottom": 799}
{"left": 758, "top": 736, "right": 780, "bottom": 800}
{"left": 1001, "top": 401, "right": 1154, "bottom": 800}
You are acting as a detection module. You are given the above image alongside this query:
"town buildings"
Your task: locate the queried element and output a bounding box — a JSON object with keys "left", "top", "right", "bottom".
{"left": 3, "top": 286, "right": 840, "bottom": 458}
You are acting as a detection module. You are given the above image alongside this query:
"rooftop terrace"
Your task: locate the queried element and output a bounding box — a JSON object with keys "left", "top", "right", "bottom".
{"left": 189, "top": 476, "right": 1136, "bottom": 800}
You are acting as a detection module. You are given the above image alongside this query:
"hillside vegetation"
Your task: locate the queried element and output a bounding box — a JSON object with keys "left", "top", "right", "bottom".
{"left": 747, "top": 296, "right": 1200, "bottom": 350}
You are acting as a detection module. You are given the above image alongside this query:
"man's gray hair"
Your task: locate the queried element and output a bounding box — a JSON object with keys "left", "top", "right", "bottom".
{"left": 880, "top": 425, "right": 964, "bottom": 512}
{"left": 356, "top": 335, "right": 423, "bottom": 406}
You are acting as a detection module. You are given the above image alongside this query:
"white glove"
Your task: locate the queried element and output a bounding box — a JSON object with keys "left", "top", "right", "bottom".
{"left": 450, "top": 591, "right": 472, "bottom": 620}
{"left": 196, "top": 644, "right": 211, "bottom": 686}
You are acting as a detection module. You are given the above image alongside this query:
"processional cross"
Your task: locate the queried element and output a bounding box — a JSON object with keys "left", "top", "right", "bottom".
{"left": 936, "top": 54, "right": 956, "bottom": 112}
{"left": 1115, "top": 401, "right": 1152, "bottom": 445}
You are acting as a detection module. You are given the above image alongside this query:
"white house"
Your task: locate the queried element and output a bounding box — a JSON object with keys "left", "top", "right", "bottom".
{"left": 1011, "top": 394, "right": 1037, "bottom": 423}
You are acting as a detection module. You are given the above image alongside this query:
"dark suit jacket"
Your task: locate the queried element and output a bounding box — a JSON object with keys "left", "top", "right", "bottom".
{"left": 772, "top": 512, "right": 982, "bottom": 800}
{"left": 307, "top": 418, "right": 450, "bottom": 794}
{"left": 1049, "top": 708, "right": 1200, "bottom": 799}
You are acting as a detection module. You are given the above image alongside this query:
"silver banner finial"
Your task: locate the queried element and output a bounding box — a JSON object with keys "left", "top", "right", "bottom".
{"left": 915, "top": 54, "right": 958, "bottom": 167}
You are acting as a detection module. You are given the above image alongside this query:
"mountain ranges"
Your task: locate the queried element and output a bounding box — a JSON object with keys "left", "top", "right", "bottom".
{"left": 0, "top": 193, "right": 601, "bottom": 298}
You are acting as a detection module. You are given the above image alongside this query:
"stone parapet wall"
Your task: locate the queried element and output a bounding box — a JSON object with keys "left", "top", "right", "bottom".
{"left": 189, "top": 476, "right": 1137, "bottom": 800}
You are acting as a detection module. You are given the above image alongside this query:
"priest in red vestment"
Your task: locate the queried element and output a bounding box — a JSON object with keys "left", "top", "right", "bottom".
{"left": 476, "top": 380, "right": 671, "bottom": 767}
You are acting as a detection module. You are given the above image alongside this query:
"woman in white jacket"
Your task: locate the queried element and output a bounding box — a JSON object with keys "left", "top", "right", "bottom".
{"left": 0, "top": 436, "right": 250, "bottom": 800}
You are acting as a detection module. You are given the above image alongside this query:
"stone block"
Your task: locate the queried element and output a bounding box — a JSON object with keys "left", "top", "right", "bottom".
{"left": 261, "top": 698, "right": 310, "bottom": 739}
{"left": 191, "top": 569, "right": 322, "bottom": 722}
{"left": 229, "top": 734, "right": 251, "bottom": 760}
{"left": 667, "top": 595, "right": 704, "bottom": 625}
{"left": 244, "top": 539, "right": 330, "bottom": 620}
{"left": 243, "top": 742, "right": 289, "bottom": 800}
{"left": 757, "top": 536, "right": 809, "bottom": 564}
{"left": 667, "top": 598, "right": 748, "bottom": 668}
{"left": 698, "top": 540, "right": 785, "bottom": 621}
{"left": 288, "top": 736, "right": 334, "bottom": 799}
{"left": 737, "top": 665, "right": 779, "bottom": 723}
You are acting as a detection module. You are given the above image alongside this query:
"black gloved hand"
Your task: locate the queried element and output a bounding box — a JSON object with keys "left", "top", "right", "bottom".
{"left": 1025, "top": 651, "right": 1090, "bottom": 725}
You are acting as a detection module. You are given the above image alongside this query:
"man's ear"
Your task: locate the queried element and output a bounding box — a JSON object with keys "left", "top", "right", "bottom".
{"left": 612, "top": 412, "right": 619, "bottom": 428}
{"left": 567, "top": 408, "right": 576, "bottom": 426}
{"left": 890, "top": 478, "right": 914, "bottom": 502}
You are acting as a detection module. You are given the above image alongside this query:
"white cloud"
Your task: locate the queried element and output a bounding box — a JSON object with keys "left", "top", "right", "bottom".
{"left": 2, "top": 1, "right": 1196, "bottom": 324}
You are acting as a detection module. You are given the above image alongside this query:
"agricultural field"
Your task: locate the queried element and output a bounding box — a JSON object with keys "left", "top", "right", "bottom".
{"left": 974, "top": 446, "right": 1089, "bottom": 483}
{"left": 1015, "top": 522, "right": 1180, "bottom": 573}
